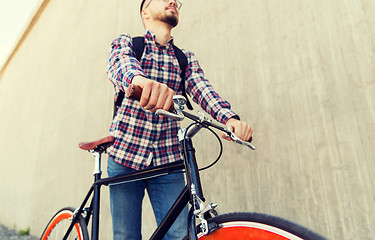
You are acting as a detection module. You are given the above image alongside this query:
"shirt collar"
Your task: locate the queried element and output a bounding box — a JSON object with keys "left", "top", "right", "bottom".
{"left": 144, "top": 29, "right": 174, "bottom": 47}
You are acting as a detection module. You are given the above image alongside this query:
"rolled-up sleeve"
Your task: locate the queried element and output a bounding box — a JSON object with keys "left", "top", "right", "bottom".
{"left": 183, "top": 50, "right": 239, "bottom": 124}
{"left": 106, "top": 34, "right": 146, "bottom": 92}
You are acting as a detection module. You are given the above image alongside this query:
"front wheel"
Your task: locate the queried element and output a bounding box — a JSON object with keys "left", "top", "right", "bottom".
{"left": 192, "top": 212, "right": 327, "bottom": 240}
{"left": 40, "top": 207, "right": 89, "bottom": 240}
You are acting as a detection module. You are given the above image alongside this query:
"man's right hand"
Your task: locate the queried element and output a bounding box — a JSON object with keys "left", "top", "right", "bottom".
{"left": 132, "top": 76, "right": 175, "bottom": 112}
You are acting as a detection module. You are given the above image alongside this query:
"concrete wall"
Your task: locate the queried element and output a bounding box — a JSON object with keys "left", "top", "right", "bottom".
{"left": 0, "top": 0, "right": 374, "bottom": 239}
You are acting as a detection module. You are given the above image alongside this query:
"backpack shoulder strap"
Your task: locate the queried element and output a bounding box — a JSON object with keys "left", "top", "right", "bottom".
{"left": 172, "top": 45, "right": 187, "bottom": 81}
{"left": 132, "top": 36, "right": 145, "bottom": 62}
{"left": 172, "top": 45, "right": 193, "bottom": 110}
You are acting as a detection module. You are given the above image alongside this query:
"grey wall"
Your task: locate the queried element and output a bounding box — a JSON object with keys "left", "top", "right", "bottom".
{"left": 0, "top": 0, "right": 374, "bottom": 239}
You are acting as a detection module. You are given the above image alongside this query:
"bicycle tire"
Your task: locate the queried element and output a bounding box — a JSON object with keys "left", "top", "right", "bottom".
{"left": 186, "top": 212, "right": 327, "bottom": 240}
{"left": 40, "top": 207, "right": 89, "bottom": 240}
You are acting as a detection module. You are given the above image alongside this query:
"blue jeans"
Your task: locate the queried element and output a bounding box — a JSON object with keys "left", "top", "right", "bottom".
{"left": 107, "top": 158, "right": 188, "bottom": 240}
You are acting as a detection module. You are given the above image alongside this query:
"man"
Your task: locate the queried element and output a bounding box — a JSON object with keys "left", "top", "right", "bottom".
{"left": 106, "top": 0, "right": 253, "bottom": 239}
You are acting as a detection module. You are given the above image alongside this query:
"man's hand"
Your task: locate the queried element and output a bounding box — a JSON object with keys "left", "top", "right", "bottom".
{"left": 223, "top": 118, "right": 253, "bottom": 142}
{"left": 132, "top": 76, "right": 175, "bottom": 112}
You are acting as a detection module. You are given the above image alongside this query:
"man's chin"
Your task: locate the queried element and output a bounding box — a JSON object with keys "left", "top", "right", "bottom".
{"left": 164, "top": 16, "right": 178, "bottom": 27}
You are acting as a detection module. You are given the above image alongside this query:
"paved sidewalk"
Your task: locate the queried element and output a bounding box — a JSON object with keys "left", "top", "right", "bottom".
{"left": 0, "top": 224, "right": 38, "bottom": 240}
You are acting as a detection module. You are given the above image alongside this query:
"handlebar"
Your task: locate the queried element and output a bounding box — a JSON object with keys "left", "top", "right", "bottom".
{"left": 126, "top": 84, "right": 255, "bottom": 150}
{"left": 182, "top": 110, "right": 255, "bottom": 150}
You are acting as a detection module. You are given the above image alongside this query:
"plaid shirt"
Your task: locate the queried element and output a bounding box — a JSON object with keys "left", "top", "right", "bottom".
{"left": 106, "top": 30, "right": 238, "bottom": 170}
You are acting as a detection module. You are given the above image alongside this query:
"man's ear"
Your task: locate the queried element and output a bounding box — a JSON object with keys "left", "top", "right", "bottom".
{"left": 141, "top": 9, "right": 150, "bottom": 21}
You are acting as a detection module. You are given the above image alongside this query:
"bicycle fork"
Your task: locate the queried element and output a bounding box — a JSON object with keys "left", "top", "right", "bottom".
{"left": 180, "top": 128, "right": 218, "bottom": 239}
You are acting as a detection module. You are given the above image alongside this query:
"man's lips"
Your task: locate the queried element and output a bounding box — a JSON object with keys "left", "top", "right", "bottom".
{"left": 166, "top": 6, "right": 177, "bottom": 12}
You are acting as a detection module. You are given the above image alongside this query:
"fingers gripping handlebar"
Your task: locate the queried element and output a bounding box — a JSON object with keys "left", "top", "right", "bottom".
{"left": 126, "top": 84, "right": 185, "bottom": 120}
{"left": 125, "top": 84, "right": 255, "bottom": 150}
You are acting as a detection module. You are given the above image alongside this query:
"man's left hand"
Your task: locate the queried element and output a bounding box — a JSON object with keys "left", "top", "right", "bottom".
{"left": 222, "top": 118, "right": 253, "bottom": 142}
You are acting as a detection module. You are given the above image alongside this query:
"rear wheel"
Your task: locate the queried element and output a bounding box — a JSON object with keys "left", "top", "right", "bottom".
{"left": 192, "top": 212, "right": 326, "bottom": 240}
{"left": 40, "top": 207, "right": 89, "bottom": 240}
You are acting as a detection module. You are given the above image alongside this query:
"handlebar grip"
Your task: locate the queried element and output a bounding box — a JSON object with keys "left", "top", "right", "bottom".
{"left": 125, "top": 84, "right": 175, "bottom": 112}
{"left": 125, "top": 84, "right": 142, "bottom": 100}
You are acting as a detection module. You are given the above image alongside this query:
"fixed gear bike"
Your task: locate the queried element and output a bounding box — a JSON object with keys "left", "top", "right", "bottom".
{"left": 41, "top": 84, "right": 327, "bottom": 240}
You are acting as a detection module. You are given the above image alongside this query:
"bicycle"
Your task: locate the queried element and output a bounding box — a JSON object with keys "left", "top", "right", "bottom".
{"left": 40, "top": 84, "right": 327, "bottom": 240}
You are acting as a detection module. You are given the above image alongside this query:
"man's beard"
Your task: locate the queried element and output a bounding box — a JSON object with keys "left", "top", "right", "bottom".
{"left": 162, "top": 15, "right": 178, "bottom": 27}
{"left": 155, "top": 14, "right": 178, "bottom": 27}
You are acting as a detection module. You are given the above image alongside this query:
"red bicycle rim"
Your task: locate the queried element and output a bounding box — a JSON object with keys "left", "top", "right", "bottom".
{"left": 41, "top": 211, "right": 83, "bottom": 240}
{"left": 198, "top": 221, "right": 303, "bottom": 240}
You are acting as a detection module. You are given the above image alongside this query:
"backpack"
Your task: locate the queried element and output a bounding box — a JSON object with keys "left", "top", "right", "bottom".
{"left": 114, "top": 36, "right": 193, "bottom": 118}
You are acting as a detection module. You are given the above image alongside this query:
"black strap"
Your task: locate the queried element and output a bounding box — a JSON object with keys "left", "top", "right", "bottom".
{"left": 172, "top": 45, "right": 193, "bottom": 110}
{"left": 114, "top": 36, "right": 193, "bottom": 118}
{"left": 132, "top": 36, "right": 145, "bottom": 63}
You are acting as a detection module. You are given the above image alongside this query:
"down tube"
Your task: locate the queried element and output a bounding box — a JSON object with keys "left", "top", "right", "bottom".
{"left": 149, "top": 186, "right": 190, "bottom": 240}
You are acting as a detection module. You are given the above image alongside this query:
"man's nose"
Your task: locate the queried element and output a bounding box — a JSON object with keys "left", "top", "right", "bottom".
{"left": 168, "top": 0, "right": 177, "bottom": 7}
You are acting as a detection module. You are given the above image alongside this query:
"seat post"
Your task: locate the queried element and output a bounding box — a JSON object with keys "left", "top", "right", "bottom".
{"left": 91, "top": 150, "right": 102, "bottom": 177}
{"left": 91, "top": 150, "right": 102, "bottom": 240}
{"left": 78, "top": 136, "right": 114, "bottom": 240}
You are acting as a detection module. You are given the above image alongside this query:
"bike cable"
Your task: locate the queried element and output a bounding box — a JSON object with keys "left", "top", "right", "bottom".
{"left": 195, "top": 124, "right": 223, "bottom": 171}
{"left": 182, "top": 121, "right": 223, "bottom": 172}
{"left": 169, "top": 121, "right": 224, "bottom": 175}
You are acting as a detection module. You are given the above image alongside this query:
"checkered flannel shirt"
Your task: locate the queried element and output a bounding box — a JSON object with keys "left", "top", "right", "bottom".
{"left": 106, "top": 30, "right": 239, "bottom": 170}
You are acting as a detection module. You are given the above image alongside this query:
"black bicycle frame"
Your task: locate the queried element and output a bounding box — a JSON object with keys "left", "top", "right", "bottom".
{"left": 63, "top": 134, "right": 204, "bottom": 240}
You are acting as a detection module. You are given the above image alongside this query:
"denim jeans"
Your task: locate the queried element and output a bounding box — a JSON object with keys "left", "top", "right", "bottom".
{"left": 107, "top": 158, "right": 188, "bottom": 240}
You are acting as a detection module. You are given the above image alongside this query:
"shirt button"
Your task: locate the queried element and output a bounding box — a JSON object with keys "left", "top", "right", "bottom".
{"left": 161, "top": 66, "right": 165, "bottom": 71}
{"left": 152, "top": 142, "right": 158, "bottom": 147}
